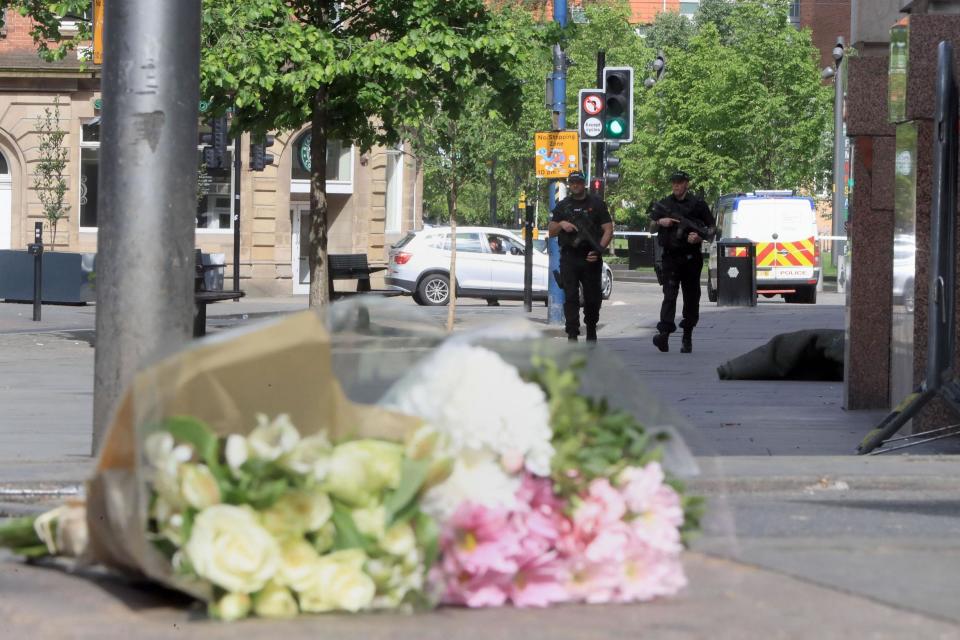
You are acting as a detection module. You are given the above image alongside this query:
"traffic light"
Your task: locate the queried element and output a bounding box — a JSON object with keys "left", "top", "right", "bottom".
{"left": 591, "top": 177, "right": 604, "bottom": 198}
{"left": 603, "top": 66, "right": 634, "bottom": 143}
{"left": 201, "top": 116, "right": 229, "bottom": 169}
{"left": 250, "top": 134, "right": 275, "bottom": 171}
{"left": 604, "top": 141, "right": 621, "bottom": 185}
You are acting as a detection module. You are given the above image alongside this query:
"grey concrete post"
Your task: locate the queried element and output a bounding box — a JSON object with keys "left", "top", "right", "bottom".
{"left": 92, "top": 0, "right": 202, "bottom": 453}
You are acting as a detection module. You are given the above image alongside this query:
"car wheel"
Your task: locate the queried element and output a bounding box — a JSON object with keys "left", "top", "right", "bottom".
{"left": 412, "top": 290, "right": 426, "bottom": 306}
{"left": 417, "top": 274, "right": 450, "bottom": 306}
{"left": 602, "top": 269, "right": 613, "bottom": 300}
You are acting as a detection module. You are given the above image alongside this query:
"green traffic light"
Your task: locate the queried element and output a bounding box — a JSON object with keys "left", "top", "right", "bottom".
{"left": 606, "top": 117, "right": 626, "bottom": 137}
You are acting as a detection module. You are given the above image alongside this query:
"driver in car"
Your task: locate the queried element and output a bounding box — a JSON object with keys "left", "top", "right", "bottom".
{"left": 488, "top": 236, "right": 504, "bottom": 254}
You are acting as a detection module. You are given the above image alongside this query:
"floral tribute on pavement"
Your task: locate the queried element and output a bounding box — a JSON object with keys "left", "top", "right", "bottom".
{"left": 0, "top": 324, "right": 701, "bottom": 621}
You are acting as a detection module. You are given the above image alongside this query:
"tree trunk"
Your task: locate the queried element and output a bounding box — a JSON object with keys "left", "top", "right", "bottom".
{"left": 308, "top": 84, "right": 330, "bottom": 307}
{"left": 49, "top": 220, "right": 57, "bottom": 250}
{"left": 446, "top": 142, "right": 458, "bottom": 333}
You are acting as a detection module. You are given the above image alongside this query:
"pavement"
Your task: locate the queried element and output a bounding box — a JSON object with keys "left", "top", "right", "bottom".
{"left": 2, "top": 283, "right": 960, "bottom": 637}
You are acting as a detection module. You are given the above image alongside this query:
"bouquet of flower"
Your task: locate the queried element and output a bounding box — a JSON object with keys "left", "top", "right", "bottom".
{"left": 380, "top": 343, "right": 703, "bottom": 608}
{"left": 139, "top": 413, "right": 444, "bottom": 619}
{"left": 1, "top": 309, "right": 702, "bottom": 619}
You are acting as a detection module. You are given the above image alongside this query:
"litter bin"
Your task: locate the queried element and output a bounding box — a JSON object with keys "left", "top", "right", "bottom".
{"left": 716, "top": 238, "right": 757, "bottom": 307}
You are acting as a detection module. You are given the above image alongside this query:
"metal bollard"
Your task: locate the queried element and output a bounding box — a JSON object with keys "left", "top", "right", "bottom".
{"left": 27, "top": 222, "right": 43, "bottom": 321}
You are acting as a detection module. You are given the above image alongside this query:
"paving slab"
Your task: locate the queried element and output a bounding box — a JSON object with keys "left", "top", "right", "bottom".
{"left": 0, "top": 552, "right": 957, "bottom": 639}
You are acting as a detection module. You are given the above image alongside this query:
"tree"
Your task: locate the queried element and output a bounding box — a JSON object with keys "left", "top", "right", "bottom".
{"left": 33, "top": 96, "right": 69, "bottom": 248}
{"left": 633, "top": 1, "right": 830, "bottom": 205}
{"left": 200, "top": 0, "right": 532, "bottom": 308}
{"left": 644, "top": 10, "right": 694, "bottom": 53}
{"left": 0, "top": 2, "right": 92, "bottom": 61}
{"left": 694, "top": 0, "right": 736, "bottom": 44}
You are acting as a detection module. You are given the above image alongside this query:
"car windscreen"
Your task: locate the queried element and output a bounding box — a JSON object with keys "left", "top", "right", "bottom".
{"left": 732, "top": 199, "right": 814, "bottom": 242}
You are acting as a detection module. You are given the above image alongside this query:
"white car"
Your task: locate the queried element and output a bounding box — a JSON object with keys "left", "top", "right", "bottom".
{"left": 387, "top": 226, "right": 612, "bottom": 306}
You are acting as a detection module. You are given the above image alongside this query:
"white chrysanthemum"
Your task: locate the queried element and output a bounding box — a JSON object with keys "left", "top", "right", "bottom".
{"left": 381, "top": 345, "right": 554, "bottom": 477}
{"left": 420, "top": 454, "right": 520, "bottom": 523}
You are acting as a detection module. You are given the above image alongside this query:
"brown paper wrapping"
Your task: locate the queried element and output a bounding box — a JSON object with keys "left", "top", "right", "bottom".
{"left": 82, "top": 310, "right": 421, "bottom": 600}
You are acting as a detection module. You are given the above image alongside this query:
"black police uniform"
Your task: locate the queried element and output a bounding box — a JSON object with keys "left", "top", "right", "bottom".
{"left": 550, "top": 192, "right": 612, "bottom": 338}
{"left": 651, "top": 193, "right": 715, "bottom": 336}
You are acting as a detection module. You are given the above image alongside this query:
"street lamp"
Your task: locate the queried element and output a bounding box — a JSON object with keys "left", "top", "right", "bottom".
{"left": 830, "top": 37, "right": 846, "bottom": 275}
{"left": 821, "top": 66, "right": 835, "bottom": 81}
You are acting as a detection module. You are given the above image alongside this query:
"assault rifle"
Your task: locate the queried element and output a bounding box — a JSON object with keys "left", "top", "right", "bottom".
{"left": 566, "top": 210, "right": 606, "bottom": 255}
{"left": 649, "top": 200, "right": 713, "bottom": 247}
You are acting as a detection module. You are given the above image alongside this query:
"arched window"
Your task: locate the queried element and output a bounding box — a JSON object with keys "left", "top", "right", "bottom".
{"left": 0, "top": 151, "right": 8, "bottom": 175}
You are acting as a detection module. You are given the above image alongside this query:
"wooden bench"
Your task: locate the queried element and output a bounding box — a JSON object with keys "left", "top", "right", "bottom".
{"left": 327, "top": 253, "right": 399, "bottom": 299}
{"left": 194, "top": 249, "right": 245, "bottom": 337}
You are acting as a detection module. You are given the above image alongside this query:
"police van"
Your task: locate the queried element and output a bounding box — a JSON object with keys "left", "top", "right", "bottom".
{"left": 705, "top": 190, "right": 820, "bottom": 304}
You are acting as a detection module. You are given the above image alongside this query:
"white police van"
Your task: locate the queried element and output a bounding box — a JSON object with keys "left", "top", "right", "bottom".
{"left": 705, "top": 191, "right": 820, "bottom": 304}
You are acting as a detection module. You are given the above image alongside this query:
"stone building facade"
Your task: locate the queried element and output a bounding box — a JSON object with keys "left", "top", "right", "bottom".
{"left": 0, "top": 9, "right": 421, "bottom": 297}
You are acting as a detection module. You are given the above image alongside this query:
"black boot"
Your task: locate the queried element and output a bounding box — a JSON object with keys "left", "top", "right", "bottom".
{"left": 652, "top": 332, "right": 669, "bottom": 352}
{"left": 680, "top": 331, "right": 693, "bottom": 353}
{"left": 585, "top": 325, "right": 597, "bottom": 342}
{"left": 567, "top": 334, "right": 579, "bottom": 342}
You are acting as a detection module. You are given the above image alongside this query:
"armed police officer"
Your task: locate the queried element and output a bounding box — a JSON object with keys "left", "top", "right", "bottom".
{"left": 548, "top": 171, "right": 614, "bottom": 342}
{"left": 650, "top": 171, "right": 715, "bottom": 353}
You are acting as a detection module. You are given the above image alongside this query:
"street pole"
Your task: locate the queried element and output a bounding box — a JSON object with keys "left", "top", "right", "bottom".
{"left": 595, "top": 50, "right": 605, "bottom": 191}
{"left": 547, "top": 0, "right": 568, "bottom": 325}
{"left": 233, "top": 133, "right": 242, "bottom": 292}
{"left": 831, "top": 37, "right": 846, "bottom": 269}
{"left": 92, "top": 0, "right": 202, "bottom": 454}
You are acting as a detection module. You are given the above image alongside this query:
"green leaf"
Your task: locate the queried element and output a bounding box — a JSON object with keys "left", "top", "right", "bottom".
{"left": 383, "top": 458, "right": 430, "bottom": 527}
{"left": 413, "top": 512, "right": 440, "bottom": 569}
{"left": 162, "top": 416, "right": 220, "bottom": 469}
{"left": 331, "top": 503, "right": 373, "bottom": 552}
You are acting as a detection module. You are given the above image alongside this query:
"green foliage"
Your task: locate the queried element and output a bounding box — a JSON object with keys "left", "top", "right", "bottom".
{"left": 645, "top": 10, "right": 694, "bottom": 53}
{"left": 0, "top": 1, "right": 92, "bottom": 62}
{"left": 526, "top": 356, "right": 668, "bottom": 495}
{"left": 33, "top": 96, "right": 70, "bottom": 248}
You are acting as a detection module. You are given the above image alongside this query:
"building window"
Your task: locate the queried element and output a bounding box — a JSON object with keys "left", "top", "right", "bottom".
{"left": 0, "top": 152, "right": 8, "bottom": 175}
{"left": 291, "top": 131, "right": 354, "bottom": 194}
{"left": 195, "top": 120, "right": 235, "bottom": 231}
{"left": 789, "top": 1, "right": 800, "bottom": 28}
{"left": 80, "top": 119, "right": 236, "bottom": 231}
{"left": 385, "top": 146, "right": 404, "bottom": 234}
{"left": 679, "top": 1, "right": 699, "bottom": 18}
{"left": 79, "top": 120, "right": 100, "bottom": 229}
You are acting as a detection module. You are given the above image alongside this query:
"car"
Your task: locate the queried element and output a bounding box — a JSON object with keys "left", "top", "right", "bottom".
{"left": 892, "top": 234, "right": 916, "bottom": 312}
{"left": 386, "top": 227, "right": 612, "bottom": 306}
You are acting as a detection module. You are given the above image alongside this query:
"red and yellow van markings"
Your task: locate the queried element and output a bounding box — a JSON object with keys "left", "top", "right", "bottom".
{"left": 749, "top": 237, "right": 816, "bottom": 269}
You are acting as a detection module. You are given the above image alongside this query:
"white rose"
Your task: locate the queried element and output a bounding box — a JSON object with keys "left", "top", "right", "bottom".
{"left": 144, "top": 432, "right": 175, "bottom": 470}
{"left": 262, "top": 490, "right": 333, "bottom": 538}
{"left": 281, "top": 433, "right": 332, "bottom": 481}
{"left": 225, "top": 434, "right": 249, "bottom": 472}
{"left": 276, "top": 538, "right": 322, "bottom": 593}
{"left": 253, "top": 582, "right": 299, "bottom": 618}
{"left": 210, "top": 592, "right": 251, "bottom": 621}
{"left": 298, "top": 554, "right": 375, "bottom": 613}
{"left": 325, "top": 440, "right": 403, "bottom": 506}
{"left": 185, "top": 505, "right": 280, "bottom": 594}
{"left": 380, "top": 522, "right": 416, "bottom": 557}
{"left": 351, "top": 505, "right": 386, "bottom": 540}
{"left": 248, "top": 413, "right": 300, "bottom": 461}
{"left": 179, "top": 464, "right": 222, "bottom": 510}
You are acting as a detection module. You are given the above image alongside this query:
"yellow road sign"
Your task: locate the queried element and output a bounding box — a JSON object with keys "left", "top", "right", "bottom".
{"left": 93, "top": 0, "right": 105, "bottom": 65}
{"left": 534, "top": 130, "right": 580, "bottom": 179}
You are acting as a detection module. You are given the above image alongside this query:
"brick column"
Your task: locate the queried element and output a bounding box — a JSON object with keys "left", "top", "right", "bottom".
{"left": 844, "top": 55, "right": 895, "bottom": 409}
